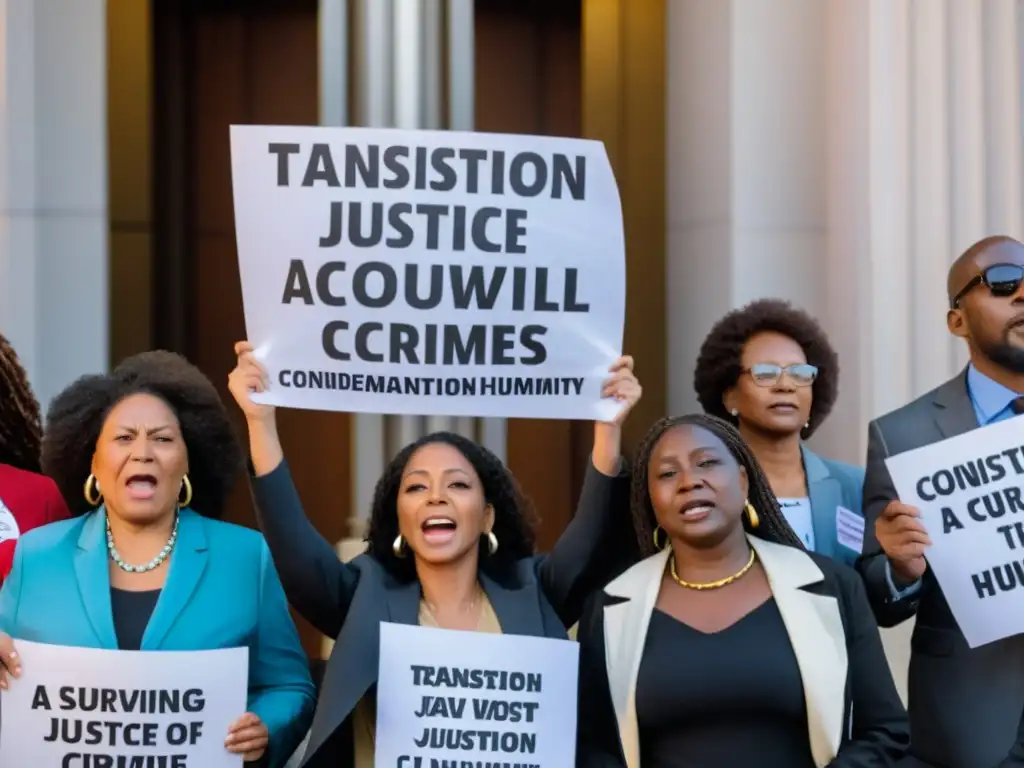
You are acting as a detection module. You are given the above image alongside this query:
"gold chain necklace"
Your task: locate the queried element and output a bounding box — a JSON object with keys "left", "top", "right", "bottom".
{"left": 670, "top": 548, "right": 756, "bottom": 590}
{"left": 421, "top": 588, "right": 483, "bottom": 627}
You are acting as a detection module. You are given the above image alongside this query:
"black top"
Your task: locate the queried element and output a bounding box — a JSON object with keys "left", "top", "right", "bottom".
{"left": 110, "top": 588, "right": 160, "bottom": 651}
{"left": 635, "top": 599, "right": 816, "bottom": 767}
{"left": 576, "top": 549, "right": 910, "bottom": 768}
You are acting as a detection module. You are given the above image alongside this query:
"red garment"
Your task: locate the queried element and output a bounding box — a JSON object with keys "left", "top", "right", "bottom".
{"left": 0, "top": 463, "right": 71, "bottom": 580}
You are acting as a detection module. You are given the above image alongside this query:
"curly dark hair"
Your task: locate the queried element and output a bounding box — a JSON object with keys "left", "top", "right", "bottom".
{"left": 41, "top": 350, "right": 243, "bottom": 518}
{"left": 693, "top": 298, "right": 839, "bottom": 437}
{"left": 631, "top": 413, "right": 804, "bottom": 558}
{"left": 365, "top": 431, "right": 539, "bottom": 583}
{"left": 0, "top": 333, "right": 43, "bottom": 473}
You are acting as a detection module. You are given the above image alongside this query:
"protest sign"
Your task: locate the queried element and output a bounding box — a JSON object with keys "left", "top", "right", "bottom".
{"left": 886, "top": 417, "right": 1024, "bottom": 647}
{"left": 375, "top": 622, "right": 578, "bottom": 767}
{"left": 0, "top": 640, "right": 248, "bottom": 767}
{"left": 229, "top": 125, "right": 626, "bottom": 421}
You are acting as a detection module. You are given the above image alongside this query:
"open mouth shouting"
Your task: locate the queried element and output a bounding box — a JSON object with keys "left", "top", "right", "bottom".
{"left": 421, "top": 515, "right": 458, "bottom": 546}
{"left": 678, "top": 498, "right": 715, "bottom": 523}
{"left": 125, "top": 473, "right": 158, "bottom": 501}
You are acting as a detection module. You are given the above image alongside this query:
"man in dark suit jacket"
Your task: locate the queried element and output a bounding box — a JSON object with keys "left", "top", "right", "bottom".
{"left": 859, "top": 235, "right": 1024, "bottom": 767}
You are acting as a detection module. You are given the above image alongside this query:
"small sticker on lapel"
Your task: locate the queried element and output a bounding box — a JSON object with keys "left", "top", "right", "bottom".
{"left": 835, "top": 506, "right": 864, "bottom": 553}
{"left": 0, "top": 498, "right": 21, "bottom": 544}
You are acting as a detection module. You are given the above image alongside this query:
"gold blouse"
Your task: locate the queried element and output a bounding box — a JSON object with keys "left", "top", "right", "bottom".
{"left": 353, "top": 595, "right": 503, "bottom": 767}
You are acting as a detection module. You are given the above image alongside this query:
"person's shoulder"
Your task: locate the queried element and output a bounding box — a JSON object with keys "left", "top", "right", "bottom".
{"left": 872, "top": 373, "right": 961, "bottom": 432}
{"left": 812, "top": 452, "right": 864, "bottom": 483}
{"left": 198, "top": 515, "right": 267, "bottom": 557}
{"left": 0, "top": 464, "right": 60, "bottom": 495}
{"left": 805, "top": 549, "right": 862, "bottom": 594}
{"left": 17, "top": 514, "right": 83, "bottom": 552}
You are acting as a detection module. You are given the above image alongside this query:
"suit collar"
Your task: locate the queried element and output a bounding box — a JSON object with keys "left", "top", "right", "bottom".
{"left": 965, "top": 362, "right": 1020, "bottom": 423}
{"left": 306, "top": 560, "right": 549, "bottom": 763}
{"left": 73, "top": 508, "right": 209, "bottom": 650}
{"left": 381, "top": 567, "right": 546, "bottom": 636}
{"left": 802, "top": 446, "right": 840, "bottom": 558}
{"left": 74, "top": 510, "right": 118, "bottom": 649}
{"left": 142, "top": 509, "right": 208, "bottom": 649}
{"left": 602, "top": 536, "right": 847, "bottom": 768}
{"left": 801, "top": 445, "right": 829, "bottom": 484}
{"left": 933, "top": 367, "right": 980, "bottom": 438}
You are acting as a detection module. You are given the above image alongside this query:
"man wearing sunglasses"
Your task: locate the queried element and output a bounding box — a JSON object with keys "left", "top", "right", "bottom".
{"left": 858, "top": 235, "right": 1024, "bottom": 768}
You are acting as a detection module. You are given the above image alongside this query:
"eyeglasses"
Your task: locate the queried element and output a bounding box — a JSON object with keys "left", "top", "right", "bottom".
{"left": 743, "top": 363, "right": 818, "bottom": 387}
{"left": 951, "top": 263, "right": 1024, "bottom": 309}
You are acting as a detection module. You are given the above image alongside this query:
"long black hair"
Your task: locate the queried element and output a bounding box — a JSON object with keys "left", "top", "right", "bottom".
{"left": 365, "top": 431, "right": 538, "bottom": 582}
{"left": 0, "top": 333, "right": 43, "bottom": 473}
{"left": 631, "top": 413, "right": 804, "bottom": 557}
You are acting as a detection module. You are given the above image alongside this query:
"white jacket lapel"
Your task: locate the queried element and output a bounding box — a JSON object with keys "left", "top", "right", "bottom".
{"left": 602, "top": 548, "right": 670, "bottom": 768}
{"left": 750, "top": 536, "right": 848, "bottom": 766}
{"left": 598, "top": 539, "right": 849, "bottom": 768}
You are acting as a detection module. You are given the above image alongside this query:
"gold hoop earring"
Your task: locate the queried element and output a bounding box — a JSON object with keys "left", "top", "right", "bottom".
{"left": 485, "top": 531, "right": 499, "bottom": 555}
{"left": 178, "top": 474, "right": 193, "bottom": 508}
{"left": 392, "top": 534, "right": 406, "bottom": 558}
{"left": 745, "top": 501, "right": 760, "bottom": 529}
{"left": 653, "top": 525, "right": 669, "bottom": 550}
{"left": 84, "top": 474, "right": 102, "bottom": 506}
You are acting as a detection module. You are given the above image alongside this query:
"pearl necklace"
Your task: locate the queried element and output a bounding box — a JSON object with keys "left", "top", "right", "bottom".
{"left": 106, "top": 514, "right": 179, "bottom": 573}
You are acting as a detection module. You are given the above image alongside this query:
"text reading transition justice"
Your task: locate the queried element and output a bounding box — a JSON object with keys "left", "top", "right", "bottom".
{"left": 268, "top": 141, "right": 591, "bottom": 370}
{"left": 397, "top": 664, "right": 544, "bottom": 768}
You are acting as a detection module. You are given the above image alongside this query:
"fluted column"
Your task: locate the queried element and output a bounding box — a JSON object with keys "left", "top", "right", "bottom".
{"left": 0, "top": 0, "right": 108, "bottom": 406}
{"left": 666, "top": 0, "right": 1024, "bottom": 704}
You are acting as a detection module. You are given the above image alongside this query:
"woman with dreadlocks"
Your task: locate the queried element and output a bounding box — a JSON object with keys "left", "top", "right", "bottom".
{"left": 0, "top": 333, "right": 69, "bottom": 581}
{"left": 575, "top": 414, "right": 909, "bottom": 768}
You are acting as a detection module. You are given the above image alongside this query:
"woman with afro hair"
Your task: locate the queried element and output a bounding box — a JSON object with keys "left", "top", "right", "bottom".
{"left": 0, "top": 333, "right": 69, "bottom": 582}
{"left": 0, "top": 350, "right": 315, "bottom": 767}
{"left": 693, "top": 298, "right": 866, "bottom": 566}
{"left": 229, "top": 340, "right": 642, "bottom": 767}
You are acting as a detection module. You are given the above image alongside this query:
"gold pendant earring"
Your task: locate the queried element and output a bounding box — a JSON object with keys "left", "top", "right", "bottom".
{"left": 84, "top": 474, "right": 102, "bottom": 506}
{"left": 392, "top": 534, "right": 406, "bottom": 558}
{"left": 178, "top": 474, "right": 193, "bottom": 508}
{"left": 745, "top": 501, "right": 760, "bottom": 528}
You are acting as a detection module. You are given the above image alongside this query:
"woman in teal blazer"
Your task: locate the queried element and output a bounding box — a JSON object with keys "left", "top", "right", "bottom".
{"left": 694, "top": 299, "right": 866, "bottom": 567}
{"left": 0, "top": 351, "right": 315, "bottom": 767}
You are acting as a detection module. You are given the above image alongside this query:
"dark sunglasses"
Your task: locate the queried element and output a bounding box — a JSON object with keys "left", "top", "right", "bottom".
{"left": 951, "top": 263, "right": 1024, "bottom": 309}
{"left": 744, "top": 363, "right": 818, "bottom": 387}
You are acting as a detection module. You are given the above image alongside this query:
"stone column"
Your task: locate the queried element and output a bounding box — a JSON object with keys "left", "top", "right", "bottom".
{"left": 665, "top": 0, "right": 1024, "bottom": 704}
{"left": 0, "top": 0, "right": 109, "bottom": 408}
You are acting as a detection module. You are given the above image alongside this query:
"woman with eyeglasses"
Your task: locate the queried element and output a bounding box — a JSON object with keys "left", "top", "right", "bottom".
{"left": 693, "top": 299, "right": 865, "bottom": 565}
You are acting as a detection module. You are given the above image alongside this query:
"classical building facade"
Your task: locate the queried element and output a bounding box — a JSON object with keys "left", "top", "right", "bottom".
{"left": 3, "top": 0, "right": 1023, "bottom": 692}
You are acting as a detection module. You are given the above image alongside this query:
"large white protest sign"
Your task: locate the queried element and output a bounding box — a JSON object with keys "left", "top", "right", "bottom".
{"left": 376, "top": 622, "right": 578, "bottom": 767}
{"left": 886, "top": 417, "right": 1024, "bottom": 647}
{"left": 229, "top": 125, "right": 626, "bottom": 421}
{"left": 0, "top": 640, "right": 248, "bottom": 767}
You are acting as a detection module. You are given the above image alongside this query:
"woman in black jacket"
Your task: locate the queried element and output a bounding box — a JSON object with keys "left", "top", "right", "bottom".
{"left": 228, "top": 341, "right": 641, "bottom": 767}
{"left": 576, "top": 414, "right": 909, "bottom": 767}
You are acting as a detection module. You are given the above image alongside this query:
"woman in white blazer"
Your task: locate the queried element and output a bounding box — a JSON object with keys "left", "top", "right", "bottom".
{"left": 575, "top": 414, "right": 909, "bottom": 767}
